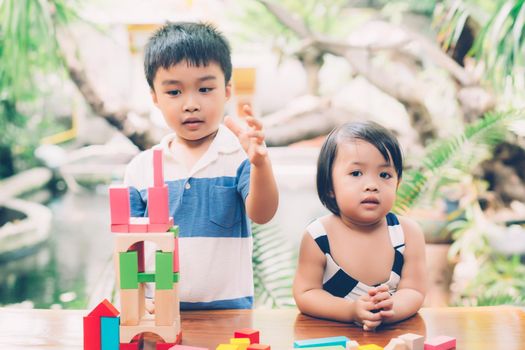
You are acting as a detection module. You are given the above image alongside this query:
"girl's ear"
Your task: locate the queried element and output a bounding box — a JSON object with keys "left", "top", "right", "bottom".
{"left": 396, "top": 177, "right": 402, "bottom": 189}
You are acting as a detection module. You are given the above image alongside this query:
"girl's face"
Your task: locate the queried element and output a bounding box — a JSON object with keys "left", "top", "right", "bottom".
{"left": 331, "top": 139, "right": 400, "bottom": 227}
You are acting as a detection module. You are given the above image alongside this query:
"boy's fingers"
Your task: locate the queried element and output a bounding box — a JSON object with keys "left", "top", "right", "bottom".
{"left": 242, "top": 104, "right": 253, "bottom": 118}
{"left": 245, "top": 116, "right": 263, "bottom": 130}
{"left": 247, "top": 130, "right": 265, "bottom": 143}
{"left": 224, "top": 116, "right": 243, "bottom": 137}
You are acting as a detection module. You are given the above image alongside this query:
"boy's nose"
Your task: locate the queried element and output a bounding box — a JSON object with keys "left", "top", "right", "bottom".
{"left": 183, "top": 95, "right": 200, "bottom": 113}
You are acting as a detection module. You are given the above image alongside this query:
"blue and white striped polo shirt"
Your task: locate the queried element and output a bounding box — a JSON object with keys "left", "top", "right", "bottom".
{"left": 123, "top": 125, "right": 253, "bottom": 309}
{"left": 307, "top": 213, "right": 405, "bottom": 299}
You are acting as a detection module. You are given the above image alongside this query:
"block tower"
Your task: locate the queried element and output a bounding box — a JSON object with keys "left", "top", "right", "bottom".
{"left": 85, "top": 147, "right": 181, "bottom": 350}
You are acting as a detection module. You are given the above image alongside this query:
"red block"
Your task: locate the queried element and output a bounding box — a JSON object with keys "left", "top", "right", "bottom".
{"left": 111, "top": 224, "right": 129, "bottom": 233}
{"left": 88, "top": 299, "right": 120, "bottom": 317}
{"left": 247, "top": 345, "right": 270, "bottom": 350}
{"left": 169, "top": 346, "right": 209, "bottom": 350}
{"left": 120, "top": 343, "right": 139, "bottom": 350}
{"left": 173, "top": 237, "right": 179, "bottom": 273}
{"left": 130, "top": 241, "right": 145, "bottom": 272}
{"left": 148, "top": 186, "right": 169, "bottom": 224}
{"left": 83, "top": 316, "right": 100, "bottom": 350}
{"left": 129, "top": 217, "right": 149, "bottom": 232}
{"left": 234, "top": 329, "right": 259, "bottom": 344}
{"left": 157, "top": 343, "right": 177, "bottom": 350}
{"left": 148, "top": 217, "right": 174, "bottom": 233}
{"left": 424, "top": 336, "right": 456, "bottom": 350}
{"left": 109, "top": 186, "right": 130, "bottom": 225}
{"left": 153, "top": 148, "right": 164, "bottom": 187}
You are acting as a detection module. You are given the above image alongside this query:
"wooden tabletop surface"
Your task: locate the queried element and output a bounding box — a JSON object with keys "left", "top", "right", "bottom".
{"left": 0, "top": 306, "right": 524, "bottom": 349}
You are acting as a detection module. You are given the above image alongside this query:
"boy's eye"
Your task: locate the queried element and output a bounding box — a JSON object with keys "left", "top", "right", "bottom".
{"left": 167, "top": 90, "right": 181, "bottom": 96}
{"left": 199, "top": 87, "right": 214, "bottom": 93}
{"left": 350, "top": 171, "right": 362, "bottom": 177}
{"left": 380, "top": 172, "right": 392, "bottom": 179}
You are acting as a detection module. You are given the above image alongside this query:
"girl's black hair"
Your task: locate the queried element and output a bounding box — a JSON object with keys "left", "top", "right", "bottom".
{"left": 144, "top": 22, "right": 232, "bottom": 89}
{"left": 316, "top": 121, "right": 403, "bottom": 216}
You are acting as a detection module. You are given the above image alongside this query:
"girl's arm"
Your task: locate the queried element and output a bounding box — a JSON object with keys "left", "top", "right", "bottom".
{"left": 378, "top": 216, "right": 427, "bottom": 323}
{"left": 293, "top": 232, "right": 381, "bottom": 324}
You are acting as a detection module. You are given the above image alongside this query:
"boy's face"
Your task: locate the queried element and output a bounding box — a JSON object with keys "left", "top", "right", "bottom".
{"left": 151, "top": 60, "right": 231, "bottom": 144}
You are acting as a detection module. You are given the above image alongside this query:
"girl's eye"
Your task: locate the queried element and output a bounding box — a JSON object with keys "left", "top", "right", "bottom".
{"left": 199, "top": 87, "right": 214, "bottom": 93}
{"left": 350, "top": 171, "right": 362, "bottom": 177}
{"left": 167, "top": 90, "right": 181, "bottom": 96}
{"left": 380, "top": 172, "right": 392, "bottom": 179}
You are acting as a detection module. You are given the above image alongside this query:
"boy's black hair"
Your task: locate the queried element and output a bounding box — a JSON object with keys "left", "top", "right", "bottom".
{"left": 144, "top": 22, "right": 232, "bottom": 89}
{"left": 317, "top": 121, "right": 403, "bottom": 216}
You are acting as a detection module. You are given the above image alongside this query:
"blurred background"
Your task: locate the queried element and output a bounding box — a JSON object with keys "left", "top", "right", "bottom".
{"left": 1, "top": 0, "right": 525, "bottom": 311}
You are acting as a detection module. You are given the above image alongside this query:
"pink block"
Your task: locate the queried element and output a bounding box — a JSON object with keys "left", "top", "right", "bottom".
{"left": 157, "top": 343, "right": 177, "bottom": 350}
{"left": 169, "top": 346, "right": 209, "bottom": 350}
{"left": 424, "top": 336, "right": 456, "bottom": 350}
{"left": 109, "top": 186, "right": 130, "bottom": 225}
{"left": 111, "top": 224, "right": 128, "bottom": 233}
{"left": 120, "top": 343, "right": 139, "bottom": 350}
{"left": 129, "top": 217, "right": 149, "bottom": 232}
{"left": 173, "top": 237, "right": 179, "bottom": 272}
{"left": 153, "top": 148, "right": 164, "bottom": 187}
{"left": 148, "top": 186, "right": 169, "bottom": 224}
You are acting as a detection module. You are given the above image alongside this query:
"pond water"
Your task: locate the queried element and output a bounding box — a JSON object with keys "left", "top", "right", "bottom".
{"left": 0, "top": 147, "right": 327, "bottom": 309}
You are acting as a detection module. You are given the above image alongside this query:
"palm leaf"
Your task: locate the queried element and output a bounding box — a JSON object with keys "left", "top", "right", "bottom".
{"left": 394, "top": 111, "right": 521, "bottom": 214}
{"left": 252, "top": 222, "right": 296, "bottom": 308}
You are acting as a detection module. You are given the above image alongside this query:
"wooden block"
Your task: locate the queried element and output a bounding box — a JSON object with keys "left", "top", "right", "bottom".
{"left": 148, "top": 217, "right": 174, "bottom": 233}
{"left": 83, "top": 315, "right": 101, "bottom": 350}
{"left": 119, "top": 316, "right": 181, "bottom": 343}
{"left": 384, "top": 338, "right": 406, "bottom": 350}
{"left": 173, "top": 272, "right": 179, "bottom": 283}
{"left": 138, "top": 272, "right": 156, "bottom": 283}
{"left": 101, "top": 317, "right": 120, "bottom": 350}
{"left": 170, "top": 345, "right": 209, "bottom": 350}
{"left": 110, "top": 186, "right": 130, "bottom": 224}
{"left": 157, "top": 343, "right": 178, "bottom": 350}
{"left": 88, "top": 299, "right": 120, "bottom": 317}
{"left": 230, "top": 338, "right": 250, "bottom": 350}
{"left": 119, "top": 251, "right": 139, "bottom": 289}
{"left": 130, "top": 241, "right": 145, "bottom": 272}
{"left": 119, "top": 343, "right": 139, "bottom": 350}
{"left": 120, "top": 289, "right": 140, "bottom": 326}
{"left": 169, "top": 226, "right": 179, "bottom": 237}
{"left": 112, "top": 224, "right": 129, "bottom": 233}
{"left": 156, "top": 251, "right": 173, "bottom": 290}
{"left": 424, "top": 336, "right": 456, "bottom": 350}
{"left": 359, "top": 345, "right": 383, "bottom": 350}
{"left": 129, "top": 217, "right": 149, "bottom": 233}
{"left": 155, "top": 288, "right": 176, "bottom": 326}
{"left": 294, "top": 336, "right": 349, "bottom": 348}
{"left": 216, "top": 345, "right": 239, "bottom": 350}
{"left": 138, "top": 283, "right": 145, "bottom": 320}
{"left": 300, "top": 347, "right": 345, "bottom": 350}
{"left": 148, "top": 186, "right": 169, "bottom": 224}
{"left": 348, "top": 341, "right": 360, "bottom": 349}
{"left": 247, "top": 345, "right": 270, "bottom": 350}
{"left": 115, "top": 232, "right": 174, "bottom": 254}
{"left": 153, "top": 148, "right": 164, "bottom": 187}
{"left": 234, "top": 329, "right": 259, "bottom": 344}
{"left": 399, "top": 334, "right": 424, "bottom": 350}
{"left": 173, "top": 237, "right": 179, "bottom": 272}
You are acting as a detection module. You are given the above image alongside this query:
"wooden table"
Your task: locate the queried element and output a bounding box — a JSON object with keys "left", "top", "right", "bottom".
{"left": 0, "top": 306, "right": 524, "bottom": 349}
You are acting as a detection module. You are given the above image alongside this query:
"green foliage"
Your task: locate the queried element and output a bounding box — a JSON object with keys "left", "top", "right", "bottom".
{"left": 434, "top": 0, "right": 525, "bottom": 90}
{"left": 394, "top": 111, "right": 519, "bottom": 214}
{"left": 252, "top": 223, "right": 296, "bottom": 308}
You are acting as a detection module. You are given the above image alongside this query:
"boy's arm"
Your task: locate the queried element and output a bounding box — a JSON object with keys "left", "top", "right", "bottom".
{"left": 378, "top": 217, "right": 427, "bottom": 324}
{"left": 293, "top": 233, "right": 381, "bottom": 324}
{"left": 224, "top": 105, "right": 278, "bottom": 224}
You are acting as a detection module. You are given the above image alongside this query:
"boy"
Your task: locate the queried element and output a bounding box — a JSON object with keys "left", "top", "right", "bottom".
{"left": 124, "top": 22, "right": 279, "bottom": 309}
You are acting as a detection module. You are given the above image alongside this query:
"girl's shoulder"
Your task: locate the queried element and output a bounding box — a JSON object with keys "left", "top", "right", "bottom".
{"left": 394, "top": 214, "right": 425, "bottom": 245}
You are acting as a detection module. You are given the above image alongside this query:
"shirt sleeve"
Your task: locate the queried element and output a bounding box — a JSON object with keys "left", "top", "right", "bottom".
{"left": 236, "top": 159, "right": 251, "bottom": 201}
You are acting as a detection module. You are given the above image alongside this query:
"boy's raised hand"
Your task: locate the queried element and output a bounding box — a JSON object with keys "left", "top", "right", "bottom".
{"left": 224, "top": 105, "right": 268, "bottom": 167}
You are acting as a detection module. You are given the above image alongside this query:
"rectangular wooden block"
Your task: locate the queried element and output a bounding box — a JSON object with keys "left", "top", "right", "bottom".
{"left": 148, "top": 186, "right": 169, "bottom": 224}
{"left": 359, "top": 345, "right": 383, "bottom": 350}
{"left": 120, "top": 289, "right": 140, "bottom": 326}
{"left": 247, "top": 345, "right": 271, "bottom": 350}
{"left": 112, "top": 224, "right": 129, "bottom": 233}
{"left": 230, "top": 338, "right": 250, "bottom": 350}
{"left": 399, "top": 334, "right": 424, "bottom": 350}
{"left": 424, "top": 336, "right": 456, "bottom": 350}
{"left": 216, "top": 345, "right": 240, "bottom": 350}
{"left": 110, "top": 186, "right": 130, "bottom": 225}
{"left": 83, "top": 315, "right": 101, "bottom": 350}
{"left": 153, "top": 148, "right": 164, "bottom": 187}
{"left": 155, "top": 288, "right": 176, "bottom": 326}
{"left": 294, "top": 336, "right": 349, "bottom": 348}
{"left": 101, "top": 317, "right": 120, "bottom": 350}
{"left": 120, "top": 251, "right": 139, "bottom": 289}
{"left": 234, "top": 329, "right": 259, "bottom": 344}
{"left": 155, "top": 251, "right": 173, "bottom": 290}
{"left": 119, "top": 316, "right": 181, "bottom": 343}
{"left": 138, "top": 272, "right": 155, "bottom": 283}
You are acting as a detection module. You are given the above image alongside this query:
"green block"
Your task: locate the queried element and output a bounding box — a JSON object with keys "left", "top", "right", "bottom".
{"left": 119, "top": 251, "right": 138, "bottom": 289}
{"left": 155, "top": 251, "right": 173, "bottom": 290}
{"left": 137, "top": 272, "right": 155, "bottom": 283}
{"left": 173, "top": 272, "right": 179, "bottom": 283}
{"left": 169, "top": 225, "right": 179, "bottom": 237}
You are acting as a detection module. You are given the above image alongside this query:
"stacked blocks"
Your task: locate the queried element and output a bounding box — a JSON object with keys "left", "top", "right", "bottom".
{"left": 83, "top": 299, "right": 120, "bottom": 350}
{"left": 85, "top": 147, "right": 181, "bottom": 350}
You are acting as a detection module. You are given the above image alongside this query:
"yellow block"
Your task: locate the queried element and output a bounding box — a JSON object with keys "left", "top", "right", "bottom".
{"left": 359, "top": 345, "right": 384, "bottom": 350}
{"left": 216, "top": 345, "right": 239, "bottom": 350}
{"left": 230, "top": 337, "right": 250, "bottom": 350}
